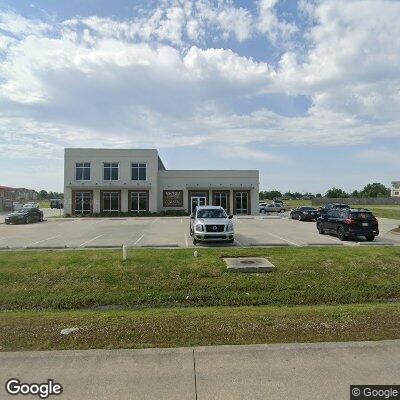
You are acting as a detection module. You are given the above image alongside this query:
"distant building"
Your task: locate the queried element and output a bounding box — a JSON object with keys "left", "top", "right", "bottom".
{"left": 391, "top": 181, "right": 400, "bottom": 197}
{"left": 13, "top": 188, "right": 38, "bottom": 201}
{"left": 0, "top": 186, "right": 38, "bottom": 211}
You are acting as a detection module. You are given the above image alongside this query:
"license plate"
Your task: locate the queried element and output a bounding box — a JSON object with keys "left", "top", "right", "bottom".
{"left": 362, "top": 222, "right": 369, "bottom": 227}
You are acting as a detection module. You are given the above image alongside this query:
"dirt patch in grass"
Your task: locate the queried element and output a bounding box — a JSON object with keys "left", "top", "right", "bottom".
{"left": 1, "top": 303, "right": 399, "bottom": 351}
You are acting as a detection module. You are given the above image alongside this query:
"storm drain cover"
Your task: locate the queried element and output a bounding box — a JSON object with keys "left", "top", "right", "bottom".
{"left": 223, "top": 257, "right": 276, "bottom": 273}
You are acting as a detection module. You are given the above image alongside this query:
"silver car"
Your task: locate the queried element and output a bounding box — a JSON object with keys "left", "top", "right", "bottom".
{"left": 190, "top": 206, "right": 234, "bottom": 245}
{"left": 260, "top": 203, "right": 286, "bottom": 213}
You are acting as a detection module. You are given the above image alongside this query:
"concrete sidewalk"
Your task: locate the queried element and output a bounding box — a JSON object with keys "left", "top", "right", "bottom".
{"left": 1, "top": 340, "right": 399, "bottom": 399}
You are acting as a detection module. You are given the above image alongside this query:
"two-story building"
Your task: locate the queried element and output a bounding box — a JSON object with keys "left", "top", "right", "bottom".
{"left": 391, "top": 181, "right": 400, "bottom": 197}
{"left": 64, "top": 148, "right": 259, "bottom": 215}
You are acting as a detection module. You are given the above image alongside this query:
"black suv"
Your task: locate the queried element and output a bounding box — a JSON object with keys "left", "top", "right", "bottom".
{"left": 50, "top": 199, "right": 63, "bottom": 209}
{"left": 316, "top": 208, "right": 379, "bottom": 241}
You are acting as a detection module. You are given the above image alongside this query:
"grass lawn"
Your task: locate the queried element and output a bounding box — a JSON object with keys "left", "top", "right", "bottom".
{"left": 355, "top": 205, "right": 400, "bottom": 220}
{"left": 38, "top": 200, "right": 50, "bottom": 208}
{"left": 1, "top": 303, "right": 399, "bottom": 351}
{"left": 1, "top": 247, "right": 400, "bottom": 310}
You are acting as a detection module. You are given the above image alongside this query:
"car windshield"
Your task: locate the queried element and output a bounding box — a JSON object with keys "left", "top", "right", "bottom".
{"left": 197, "top": 209, "right": 227, "bottom": 218}
{"left": 14, "top": 209, "right": 28, "bottom": 214}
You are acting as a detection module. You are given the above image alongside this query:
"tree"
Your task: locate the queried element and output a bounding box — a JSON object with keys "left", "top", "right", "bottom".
{"left": 259, "top": 191, "right": 282, "bottom": 200}
{"left": 316, "top": 193, "right": 322, "bottom": 198}
{"left": 325, "top": 187, "right": 348, "bottom": 198}
{"left": 38, "top": 190, "right": 48, "bottom": 200}
{"left": 359, "top": 183, "right": 390, "bottom": 198}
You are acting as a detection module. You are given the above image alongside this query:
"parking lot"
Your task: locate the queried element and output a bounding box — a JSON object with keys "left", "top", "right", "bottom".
{"left": 0, "top": 212, "right": 399, "bottom": 249}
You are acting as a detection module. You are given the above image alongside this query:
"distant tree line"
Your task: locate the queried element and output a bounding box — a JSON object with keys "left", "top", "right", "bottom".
{"left": 260, "top": 182, "right": 390, "bottom": 200}
{"left": 325, "top": 183, "right": 390, "bottom": 199}
{"left": 38, "top": 190, "right": 64, "bottom": 200}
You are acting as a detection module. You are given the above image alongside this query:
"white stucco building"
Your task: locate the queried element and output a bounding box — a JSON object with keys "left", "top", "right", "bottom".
{"left": 64, "top": 148, "right": 259, "bottom": 215}
{"left": 391, "top": 181, "right": 400, "bottom": 197}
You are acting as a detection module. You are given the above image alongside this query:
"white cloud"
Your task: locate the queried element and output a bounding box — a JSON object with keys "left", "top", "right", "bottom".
{"left": 257, "top": 0, "right": 298, "bottom": 43}
{"left": 0, "top": 0, "right": 400, "bottom": 165}
{"left": 0, "top": 10, "right": 51, "bottom": 37}
{"left": 277, "top": 0, "right": 400, "bottom": 121}
{"left": 218, "top": 145, "right": 283, "bottom": 162}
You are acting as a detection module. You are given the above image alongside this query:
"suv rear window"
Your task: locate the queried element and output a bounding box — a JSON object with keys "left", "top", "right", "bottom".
{"left": 350, "top": 212, "right": 374, "bottom": 220}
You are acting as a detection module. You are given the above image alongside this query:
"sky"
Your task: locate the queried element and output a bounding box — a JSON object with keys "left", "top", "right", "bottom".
{"left": 0, "top": 0, "right": 399, "bottom": 193}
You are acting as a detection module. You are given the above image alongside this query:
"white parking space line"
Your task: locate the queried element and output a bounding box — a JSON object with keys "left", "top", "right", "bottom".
{"left": 28, "top": 235, "right": 60, "bottom": 246}
{"left": 265, "top": 231, "right": 300, "bottom": 246}
{"left": 133, "top": 234, "right": 144, "bottom": 246}
{"left": 184, "top": 233, "right": 188, "bottom": 248}
{"left": 235, "top": 238, "right": 244, "bottom": 247}
{"left": 79, "top": 234, "right": 105, "bottom": 247}
{"left": 151, "top": 218, "right": 159, "bottom": 225}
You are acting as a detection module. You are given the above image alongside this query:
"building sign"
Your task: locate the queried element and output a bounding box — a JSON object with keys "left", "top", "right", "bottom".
{"left": 163, "top": 190, "right": 183, "bottom": 207}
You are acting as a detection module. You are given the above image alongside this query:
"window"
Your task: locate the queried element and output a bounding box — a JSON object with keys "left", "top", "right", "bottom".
{"left": 102, "top": 192, "right": 119, "bottom": 212}
{"left": 131, "top": 163, "right": 146, "bottom": 180}
{"left": 75, "top": 162, "right": 90, "bottom": 181}
{"left": 103, "top": 162, "right": 119, "bottom": 180}
{"left": 74, "top": 192, "right": 91, "bottom": 214}
{"left": 130, "top": 191, "right": 148, "bottom": 212}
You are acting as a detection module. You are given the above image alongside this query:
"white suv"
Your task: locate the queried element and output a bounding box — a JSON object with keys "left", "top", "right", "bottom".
{"left": 190, "top": 206, "right": 234, "bottom": 245}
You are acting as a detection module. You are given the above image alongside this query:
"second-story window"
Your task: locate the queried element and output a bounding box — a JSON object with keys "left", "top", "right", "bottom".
{"left": 131, "top": 163, "right": 146, "bottom": 181}
{"left": 103, "top": 162, "right": 119, "bottom": 181}
{"left": 75, "top": 162, "right": 90, "bottom": 181}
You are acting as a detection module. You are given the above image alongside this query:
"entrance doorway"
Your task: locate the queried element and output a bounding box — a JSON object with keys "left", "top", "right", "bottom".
{"left": 213, "top": 191, "right": 230, "bottom": 214}
{"left": 191, "top": 196, "right": 206, "bottom": 213}
{"left": 234, "top": 191, "right": 250, "bottom": 214}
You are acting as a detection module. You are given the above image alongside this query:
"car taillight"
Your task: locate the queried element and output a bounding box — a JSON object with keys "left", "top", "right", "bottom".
{"left": 344, "top": 218, "right": 355, "bottom": 225}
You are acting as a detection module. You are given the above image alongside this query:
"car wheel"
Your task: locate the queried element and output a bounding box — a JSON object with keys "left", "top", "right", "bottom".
{"left": 298, "top": 215, "right": 302, "bottom": 221}
{"left": 25, "top": 217, "right": 30, "bottom": 224}
{"left": 317, "top": 223, "right": 325, "bottom": 234}
{"left": 193, "top": 238, "right": 197, "bottom": 245}
{"left": 337, "top": 226, "right": 346, "bottom": 241}
{"left": 280, "top": 209, "right": 285, "bottom": 213}
{"left": 365, "top": 235, "right": 375, "bottom": 242}
{"left": 227, "top": 238, "right": 234, "bottom": 244}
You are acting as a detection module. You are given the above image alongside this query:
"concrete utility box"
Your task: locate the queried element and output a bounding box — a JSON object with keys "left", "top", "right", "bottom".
{"left": 223, "top": 257, "right": 276, "bottom": 273}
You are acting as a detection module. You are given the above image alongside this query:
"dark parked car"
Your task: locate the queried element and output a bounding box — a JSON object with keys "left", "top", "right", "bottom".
{"left": 290, "top": 206, "right": 318, "bottom": 221}
{"left": 318, "top": 203, "right": 350, "bottom": 217}
{"left": 50, "top": 199, "right": 63, "bottom": 209}
{"left": 316, "top": 208, "right": 379, "bottom": 241}
{"left": 4, "top": 208, "right": 44, "bottom": 224}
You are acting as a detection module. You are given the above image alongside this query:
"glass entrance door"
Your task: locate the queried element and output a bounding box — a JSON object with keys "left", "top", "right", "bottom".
{"left": 235, "top": 192, "right": 249, "bottom": 214}
{"left": 191, "top": 196, "right": 206, "bottom": 213}
{"left": 213, "top": 192, "right": 229, "bottom": 213}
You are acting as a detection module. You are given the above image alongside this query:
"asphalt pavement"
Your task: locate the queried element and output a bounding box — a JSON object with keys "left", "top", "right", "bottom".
{"left": 0, "top": 213, "right": 399, "bottom": 249}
